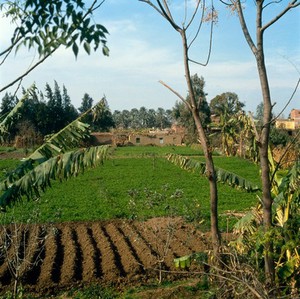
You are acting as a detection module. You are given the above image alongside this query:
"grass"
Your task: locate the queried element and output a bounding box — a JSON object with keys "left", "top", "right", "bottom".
{"left": 110, "top": 145, "right": 205, "bottom": 157}
{"left": 0, "top": 146, "right": 261, "bottom": 231}
{"left": 0, "top": 159, "right": 21, "bottom": 180}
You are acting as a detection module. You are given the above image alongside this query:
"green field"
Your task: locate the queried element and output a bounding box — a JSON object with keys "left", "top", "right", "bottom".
{"left": 0, "top": 146, "right": 261, "bottom": 231}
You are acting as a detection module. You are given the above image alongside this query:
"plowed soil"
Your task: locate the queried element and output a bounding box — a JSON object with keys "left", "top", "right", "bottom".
{"left": 0, "top": 217, "right": 211, "bottom": 296}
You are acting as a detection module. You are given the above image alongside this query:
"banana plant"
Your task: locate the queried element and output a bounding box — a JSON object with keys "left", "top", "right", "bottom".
{"left": 0, "top": 85, "right": 36, "bottom": 142}
{"left": 0, "top": 98, "right": 107, "bottom": 188}
{"left": 232, "top": 149, "right": 300, "bottom": 287}
{"left": 0, "top": 94, "right": 110, "bottom": 209}
{"left": 166, "top": 153, "right": 260, "bottom": 192}
{"left": 0, "top": 145, "right": 109, "bottom": 208}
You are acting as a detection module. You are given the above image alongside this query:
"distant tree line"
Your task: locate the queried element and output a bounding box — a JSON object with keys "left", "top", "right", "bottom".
{"left": 112, "top": 107, "right": 173, "bottom": 130}
{"left": 0, "top": 82, "right": 114, "bottom": 146}
{"left": 1, "top": 75, "right": 290, "bottom": 149}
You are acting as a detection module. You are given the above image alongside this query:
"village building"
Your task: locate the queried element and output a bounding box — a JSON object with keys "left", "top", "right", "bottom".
{"left": 275, "top": 108, "right": 300, "bottom": 131}
{"left": 91, "top": 127, "right": 184, "bottom": 147}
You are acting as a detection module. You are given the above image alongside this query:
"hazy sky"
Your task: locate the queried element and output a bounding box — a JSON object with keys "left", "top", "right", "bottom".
{"left": 1, "top": 0, "right": 300, "bottom": 116}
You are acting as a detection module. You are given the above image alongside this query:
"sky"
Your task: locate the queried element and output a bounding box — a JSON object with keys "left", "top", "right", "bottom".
{"left": 0, "top": 0, "right": 300, "bottom": 116}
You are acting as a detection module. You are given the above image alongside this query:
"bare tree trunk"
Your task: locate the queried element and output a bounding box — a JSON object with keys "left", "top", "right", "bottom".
{"left": 181, "top": 31, "right": 221, "bottom": 255}
{"left": 256, "top": 49, "right": 275, "bottom": 285}
{"left": 255, "top": 1, "right": 275, "bottom": 284}
{"left": 234, "top": 0, "right": 277, "bottom": 283}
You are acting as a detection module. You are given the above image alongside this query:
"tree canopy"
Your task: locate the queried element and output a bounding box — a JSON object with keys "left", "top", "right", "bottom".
{"left": 0, "top": 0, "right": 109, "bottom": 93}
{"left": 210, "top": 92, "right": 244, "bottom": 117}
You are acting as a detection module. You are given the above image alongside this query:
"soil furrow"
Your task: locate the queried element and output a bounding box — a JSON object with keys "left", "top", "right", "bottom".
{"left": 59, "top": 226, "right": 76, "bottom": 285}
{"left": 119, "top": 222, "right": 156, "bottom": 270}
{"left": 173, "top": 227, "right": 209, "bottom": 253}
{"left": 100, "top": 224, "right": 127, "bottom": 278}
{"left": 0, "top": 217, "right": 213, "bottom": 295}
{"left": 0, "top": 228, "right": 10, "bottom": 268}
{"left": 133, "top": 221, "right": 176, "bottom": 269}
{"left": 22, "top": 226, "right": 46, "bottom": 285}
{"left": 75, "top": 225, "right": 97, "bottom": 282}
{"left": 105, "top": 223, "right": 144, "bottom": 278}
{"left": 90, "top": 223, "right": 120, "bottom": 282}
{"left": 37, "top": 227, "right": 57, "bottom": 287}
{"left": 51, "top": 228, "right": 64, "bottom": 284}
{"left": 86, "top": 227, "right": 102, "bottom": 278}
{"left": 0, "top": 228, "right": 12, "bottom": 286}
{"left": 0, "top": 226, "right": 30, "bottom": 288}
{"left": 70, "top": 228, "right": 83, "bottom": 281}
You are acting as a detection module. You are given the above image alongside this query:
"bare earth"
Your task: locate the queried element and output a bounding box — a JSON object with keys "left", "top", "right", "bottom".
{"left": 0, "top": 217, "right": 211, "bottom": 296}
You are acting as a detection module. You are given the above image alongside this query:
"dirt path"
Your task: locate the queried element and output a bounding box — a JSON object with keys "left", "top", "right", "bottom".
{"left": 0, "top": 217, "right": 210, "bottom": 296}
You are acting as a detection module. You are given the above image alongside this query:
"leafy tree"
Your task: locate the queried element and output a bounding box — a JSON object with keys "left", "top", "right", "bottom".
{"left": 129, "top": 108, "right": 140, "bottom": 129}
{"left": 79, "top": 93, "right": 93, "bottom": 114}
{"left": 62, "top": 85, "right": 78, "bottom": 125}
{"left": 44, "top": 81, "right": 68, "bottom": 133}
{"left": 209, "top": 92, "right": 244, "bottom": 155}
{"left": 147, "top": 108, "right": 157, "bottom": 128}
{"left": 0, "top": 0, "right": 109, "bottom": 93}
{"left": 210, "top": 92, "right": 244, "bottom": 117}
{"left": 155, "top": 107, "right": 172, "bottom": 129}
{"left": 0, "top": 93, "right": 18, "bottom": 117}
{"left": 173, "top": 74, "right": 211, "bottom": 144}
{"left": 269, "top": 127, "right": 290, "bottom": 147}
{"left": 91, "top": 97, "right": 115, "bottom": 132}
{"left": 121, "top": 110, "right": 131, "bottom": 129}
{"left": 0, "top": 85, "right": 36, "bottom": 143}
{"left": 139, "top": 106, "right": 148, "bottom": 128}
{"left": 255, "top": 102, "right": 264, "bottom": 125}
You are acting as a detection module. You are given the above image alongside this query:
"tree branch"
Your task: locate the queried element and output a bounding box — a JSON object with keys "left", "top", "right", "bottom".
{"left": 188, "top": 0, "right": 205, "bottom": 48}
{"left": 185, "top": 0, "right": 201, "bottom": 30}
{"left": 158, "top": 80, "right": 191, "bottom": 110}
{"left": 161, "top": 0, "right": 175, "bottom": 23}
{"left": 139, "top": 0, "right": 166, "bottom": 19}
{"left": 261, "top": 0, "right": 300, "bottom": 32}
{"left": 188, "top": 4, "right": 214, "bottom": 67}
{"left": 0, "top": 0, "right": 104, "bottom": 93}
{"left": 272, "top": 78, "right": 300, "bottom": 123}
{"left": 0, "top": 48, "right": 56, "bottom": 93}
{"left": 233, "top": 0, "right": 257, "bottom": 55}
{"left": 156, "top": 0, "right": 181, "bottom": 31}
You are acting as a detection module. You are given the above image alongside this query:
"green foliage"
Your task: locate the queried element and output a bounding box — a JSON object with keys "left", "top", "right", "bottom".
{"left": 174, "top": 252, "right": 208, "bottom": 269}
{"left": 65, "top": 284, "right": 118, "bottom": 299}
{"left": 210, "top": 92, "right": 244, "bottom": 117}
{"left": 79, "top": 93, "right": 93, "bottom": 113}
{"left": 173, "top": 74, "right": 210, "bottom": 144}
{"left": 0, "top": 98, "right": 111, "bottom": 208}
{"left": 0, "top": 85, "right": 36, "bottom": 142}
{"left": 1, "top": 150, "right": 259, "bottom": 229}
{"left": 231, "top": 159, "right": 300, "bottom": 292}
{"left": 166, "top": 153, "right": 260, "bottom": 192}
{"left": 112, "top": 145, "right": 204, "bottom": 157}
{"left": 1, "top": 0, "right": 109, "bottom": 59}
{"left": 0, "top": 145, "right": 109, "bottom": 208}
{"left": 112, "top": 107, "right": 173, "bottom": 130}
{"left": 270, "top": 126, "right": 291, "bottom": 147}
{"left": 0, "top": 92, "right": 18, "bottom": 117}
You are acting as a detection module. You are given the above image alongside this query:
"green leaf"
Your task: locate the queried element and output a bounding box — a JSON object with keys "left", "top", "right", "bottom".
{"left": 174, "top": 255, "right": 192, "bottom": 269}
{"left": 102, "top": 45, "right": 109, "bottom": 56}
{"left": 72, "top": 41, "right": 79, "bottom": 58}
{"left": 83, "top": 41, "right": 91, "bottom": 54}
